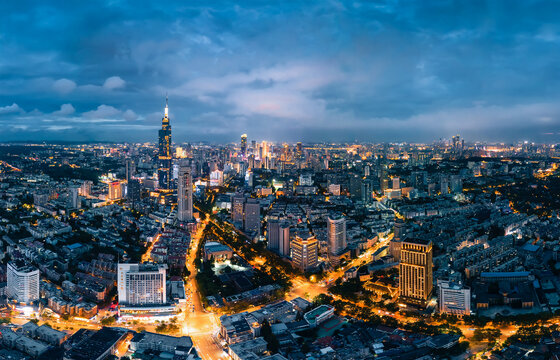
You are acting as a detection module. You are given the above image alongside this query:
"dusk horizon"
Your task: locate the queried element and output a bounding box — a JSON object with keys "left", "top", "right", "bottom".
{"left": 2, "top": 1, "right": 560, "bottom": 143}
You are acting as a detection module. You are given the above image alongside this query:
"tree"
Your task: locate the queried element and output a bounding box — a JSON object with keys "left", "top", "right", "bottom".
{"left": 261, "top": 319, "right": 279, "bottom": 353}
{"left": 101, "top": 316, "right": 116, "bottom": 326}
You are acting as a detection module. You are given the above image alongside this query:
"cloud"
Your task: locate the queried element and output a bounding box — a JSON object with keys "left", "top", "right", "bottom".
{"left": 83, "top": 104, "right": 121, "bottom": 119}
{"left": 46, "top": 125, "right": 73, "bottom": 131}
{"left": 103, "top": 76, "right": 126, "bottom": 90}
{"left": 0, "top": 103, "right": 23, "bottom": 114}
{"left": 52, "top": 78, "right": 77, "bottom": 94}
{"left": 53, "top": 103, "right": 75, "bottom": 115}
{"left": 123, "top": 109, "right": 138, "bottom": 121}
{"left": 3, "top": 1, "right": 560, "bottom": 142}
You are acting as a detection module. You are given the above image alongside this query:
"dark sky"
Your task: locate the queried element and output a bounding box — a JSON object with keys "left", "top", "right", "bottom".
{"left": 1, "top": 1, "right": 560, "bottom": 143}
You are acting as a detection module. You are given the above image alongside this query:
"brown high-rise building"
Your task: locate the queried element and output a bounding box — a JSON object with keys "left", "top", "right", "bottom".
{"left": 291, "top": 233, "right": 318, "bottom": 272}
{"left": 399, "top": 239, "right": 433, "bottom": 307}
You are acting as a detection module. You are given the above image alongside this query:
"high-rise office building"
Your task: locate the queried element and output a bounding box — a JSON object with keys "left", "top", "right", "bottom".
{"left": 399, "top": 239, "right": 433, "bottom": 306}
{"left": 244, "top": 199, "right": 260, "bottom": 235}
{"left": 296, "top": 142, "right": 303, "bottom": 159}
{"left": 118, "top": 263, "right": 167, "bottom": 306}
{"left": 437, "top": 280, "right": 471, "bottom": 315}
{"left": 267, "top": 219, "right": 290, "bottom": 257}
{"left": 390, "top": 218, "right": 406, "bottom": 261}
{"left": 278, "top": 221, "right": 291, "bottom": 257}
{"left": 392, "top": 177, "right": 400, "bottom": 190}
{"left": 126, "top": 158, "right": 135, "bottom": 183}
{"left": 349, "top": 175, "right": 361, "bottom": 199}
{"left": 7, "top": 261, "right": 40, "bottom": 303}
{"left": 361, "top": 180, "right": 372, "bottom": 204}
{"left": 440, "top": 176, "right": 449, "bottom": 195}
{"left": 158, "top": 98, "right": 172, "bottom": 190}
{"left": 80, "top": 180, "right": 92, "bottom": 197}
{"left": 267, "top": 219, "right": 280, "bottom": 251}
{"left": 291, "top": 233, "right": 318, "bottom": 272}
{"left": 177, "top": 165, "right": 193, "bottom": 222}
{"left": 108, "top": 181, "right": 122, "bottom": 200}
{"left": 450, "top": 175, "right": 463, "bottom": 194}
{"left": 240, "top": 134, "right": 247, "bottom": 157}
{"left": 327, "top": 215, "right": 347, "bottom": 257}
{"left": 127, "top": 179, "right": 141, "bottom": 206}
{"left": 68, "top": 185, "right": 80, "bottom": 209}
{"left": 232, "top": 193, "right": 245, "bottom": 225}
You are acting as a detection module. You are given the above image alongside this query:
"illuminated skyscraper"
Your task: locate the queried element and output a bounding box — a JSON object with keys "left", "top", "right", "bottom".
{"left": 390, "top": 218, "right": 406, "bottom": 261}
{"left": 158, "top": 97, "right": 172, "bottom": 190}
{"left": 291, "top": 233, "right": 318, "bottom": 272}
{"left": 232, "top": 193, "right": 245, "bottom": 225}
{"left": 177, "top": 165, "right": 193, "bottom": 222}
{"left": 296, "top": 142, "right": 303, "bottom": 159}
{"left": 108, "top": 181, "right": 122, "bottom": 200}
{"left": 327, "top": 215, "right": 347, "bottom": 257}
{"left": 241, "top": 134, "right": 247, "bottom": 157}
{"left": 399, "top": 239, "right": 433, "bottom": 307}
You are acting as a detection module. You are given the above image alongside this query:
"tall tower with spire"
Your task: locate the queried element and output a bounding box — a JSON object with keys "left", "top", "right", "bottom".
{"left": 158, "top": 96, "right": 172, "bottom": 190}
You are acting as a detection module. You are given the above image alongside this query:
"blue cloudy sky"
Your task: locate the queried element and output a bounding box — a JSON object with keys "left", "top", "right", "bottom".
{"left": 1, "top": 0, "right": 560, "bottom": 143}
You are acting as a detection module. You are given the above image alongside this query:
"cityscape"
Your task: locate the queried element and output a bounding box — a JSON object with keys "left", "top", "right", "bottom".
{"left": 2, "top": 1, "right": 560, "bottom": 360}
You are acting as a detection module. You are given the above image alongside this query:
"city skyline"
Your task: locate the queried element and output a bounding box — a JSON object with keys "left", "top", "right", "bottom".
{"left": 2, "top": 1, "right": 560, "bottom": 143}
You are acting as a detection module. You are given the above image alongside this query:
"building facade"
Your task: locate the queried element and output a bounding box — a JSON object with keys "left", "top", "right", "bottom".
{"left": 118, "top": 263, "right": 167, "bottom": 306}
{"left": 177, "top": 165, "right": 193, "bottom": 222}
{"left": 327, "top": 215, "right": 347, "bottom": 257}
{"left": 291, "top": 234, "right": 318, "bottom": 272}
{"left": 267, "top": 219, "right": 290, "bottom": 257}
{"left": 399, "top": 239, "right": 433, "bottom": 306}
{"left": 437, "top": 280, "right": 471, "bottom": 315}
{"left": 158, "top": 98, "right": 172, "bottom": 190}
{"left": 7, "top": 261, "right": 40, "bottom": 303}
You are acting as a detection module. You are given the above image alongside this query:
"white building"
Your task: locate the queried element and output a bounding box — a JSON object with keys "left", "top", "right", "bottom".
{"left": 438, "top": 280, "right": 471, "bottom": 315}
{"left": 118, "top": 263, "right": 167, "bottom": 306}
{"left": 327, "top": 215, "right": 346, "bottom": 256}
{"left": 7, "top": 261, "right": 40, "bottom": 303}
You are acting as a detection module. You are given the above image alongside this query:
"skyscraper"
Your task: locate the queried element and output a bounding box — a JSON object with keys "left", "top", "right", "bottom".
{"left": 158, "top": 97, "right": 172, "bottom": 190}
{"left": 327, "top": 215, "right": 347, "bottom": 257}
{"left": 127, "top": 179, "right": 141, "bottom": 206}
{"left": 7, "top": 261, "right": 40, "bottom": 303}
{"left": 68, "top": 185, "right": 80, "bottom": 209}
{"left": 267, "top": 218, "right": 290, "bottom": 257}
{"left": 177, "top": 165, "right": 193, "bottom": 222}
{"left": 240, "top": 134, "right": 247, "bottom": 157}
{"left": 232, "top": 193, "right": 245, "bottom": 225}
{"left": 399, "top": 239, "right": 433, "bottom": 307}
{"left": 392, "top": 177, "right": 400, "bottom": 190}
{"left": 291, "top": 233, "right": 318, "bottom": 272}
{"left": 244, "top": 198, "right": 260, "bottom": 235}
{"left": 118, "top": 263, "right": 167, "bottom": 306}
{"left": 126, "top": 158, "right": 135, "bottom": 183}
{"left": 108, "top": 181, "right": 122, "bottom": 200}
{"left": 296, "top": 142, "right": 303, "bottom": 159}
{"left": 390, "top": 218, "right": 406, "bottom": 261}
